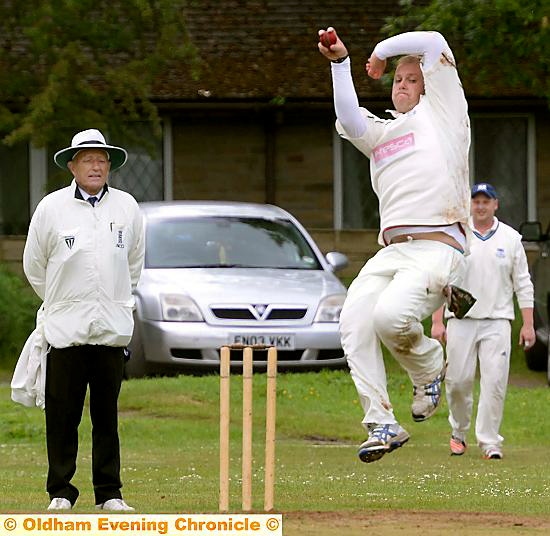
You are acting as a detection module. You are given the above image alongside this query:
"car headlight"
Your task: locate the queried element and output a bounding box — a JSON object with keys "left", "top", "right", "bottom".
{"left": 314, "top": 294, "right": 346, "bottom": 322}
{"left": 160, "top": 294, "right": 204, "bottom": 322}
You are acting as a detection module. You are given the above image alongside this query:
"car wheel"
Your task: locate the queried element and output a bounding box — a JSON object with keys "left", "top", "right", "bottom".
{"left": 524, "top": 337, "right": 548, "bottom": 372}
{"left": 124, "top": 322, "right": 148, "bottom": 379}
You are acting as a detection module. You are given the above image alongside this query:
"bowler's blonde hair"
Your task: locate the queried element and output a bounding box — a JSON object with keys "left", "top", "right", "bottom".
{"left": 396, "top": 54, "right": 422, "bottom": 68}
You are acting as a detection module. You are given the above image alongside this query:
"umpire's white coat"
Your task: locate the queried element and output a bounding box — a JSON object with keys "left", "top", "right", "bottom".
{"left": 23, "top": 180, "right": 145, "bottom": 349}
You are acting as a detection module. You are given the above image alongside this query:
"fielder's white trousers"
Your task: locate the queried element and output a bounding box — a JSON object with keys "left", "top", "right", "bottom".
{"left": 340, "top": 240, "right": 465, "bottom": 428}
{"left": 445, "top": 317, "right": 511, "bottom": 450}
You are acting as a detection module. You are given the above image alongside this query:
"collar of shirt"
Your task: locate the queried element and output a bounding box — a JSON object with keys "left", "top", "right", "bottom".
{"left": 470, "top": 216, "right": 499, "bottom": 238}
{"left": 74, "top": 182, "right": 109, "bottom": 204}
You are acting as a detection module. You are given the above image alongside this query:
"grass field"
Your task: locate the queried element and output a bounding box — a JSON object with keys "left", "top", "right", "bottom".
{"left": 1, "top": 345, "right": 549, "bottom": 536}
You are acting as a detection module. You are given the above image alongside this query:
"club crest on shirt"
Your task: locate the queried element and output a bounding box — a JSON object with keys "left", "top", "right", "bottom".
{"left": 496, "top": 247, "right": 505, "bottom": 258}
{"left": 64, "top": 236, "right": 75, "bottom": 249}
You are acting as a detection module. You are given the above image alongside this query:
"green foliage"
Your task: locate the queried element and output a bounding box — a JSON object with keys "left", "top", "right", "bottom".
{"left": 0, "top": 264, "right": 41, "bottom": 369}
{"left": 0, "top": 0, "right": 200, "bottom": 150}
{"left": 383, "top": 0, "right": 550, "bottom": 104}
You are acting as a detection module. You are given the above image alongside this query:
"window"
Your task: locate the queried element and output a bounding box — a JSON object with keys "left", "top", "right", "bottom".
{"left": 335, "top": 114, "right": 535, "bottom": 231}
{"left": 108, "top": 125, "right": 164, "bottom": 202}
{"left": 146, "top": 216, "right": 321, "bottom": 270}
{"left": 470, "top": 115, "right": 535, "bottom": 230}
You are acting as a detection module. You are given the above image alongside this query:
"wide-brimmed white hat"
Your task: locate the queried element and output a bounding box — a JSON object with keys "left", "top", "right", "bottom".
{"left": 54, "top": 129, "right": 128, "bottom": 171}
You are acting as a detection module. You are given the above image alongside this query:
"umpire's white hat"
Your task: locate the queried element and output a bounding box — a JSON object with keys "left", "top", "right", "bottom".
{"left": 54, "top": 129, "right": 128, "bottom": 171}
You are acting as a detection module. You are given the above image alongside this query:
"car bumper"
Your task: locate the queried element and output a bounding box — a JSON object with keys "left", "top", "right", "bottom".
{"left": 137, "top": 318, "right": 346, "bottom": 370}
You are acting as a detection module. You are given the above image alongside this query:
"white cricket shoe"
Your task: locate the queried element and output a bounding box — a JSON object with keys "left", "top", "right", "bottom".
{"left": 48, "top": 498, "right": 72, "bottom": 510}
{"left": 96, "top": 498, "right": 135, "bottom": 512}
{"left": 411, "top": 364, "right": 446, "bottom": 422}
{"left": 483, "top": 446, "right": 503, "bottom": 460}
{"left": 358, "top": 423, "right": 410, "bottom": 463}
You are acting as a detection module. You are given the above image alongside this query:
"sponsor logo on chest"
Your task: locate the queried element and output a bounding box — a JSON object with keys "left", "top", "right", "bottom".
{"left": 373, "top": 132, "right": 415, "bottom": 165}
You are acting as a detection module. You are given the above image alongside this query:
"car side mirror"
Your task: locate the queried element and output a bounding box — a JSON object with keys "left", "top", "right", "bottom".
{"left": 325, "top": 251, "right": 349, "bottom": 272}
{"left": 519, "top": 221, "right": 543, "bottom": 242}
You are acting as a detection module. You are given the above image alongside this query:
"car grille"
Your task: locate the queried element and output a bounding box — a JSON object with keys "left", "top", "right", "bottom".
{"left": 211, "top": 308, "right": 255, "bottom": 319}
{"left": 210, "top": 307, "right": 307, "bottom": 320}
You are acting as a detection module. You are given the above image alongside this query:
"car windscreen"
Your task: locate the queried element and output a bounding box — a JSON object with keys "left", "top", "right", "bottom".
{"left": 145, "top": 216, "right": 323, "bottom": 269}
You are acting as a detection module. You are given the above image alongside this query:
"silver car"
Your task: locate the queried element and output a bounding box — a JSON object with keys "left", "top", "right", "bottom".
{"left": 126, "top": 201, "right": 349, "bottom": 377}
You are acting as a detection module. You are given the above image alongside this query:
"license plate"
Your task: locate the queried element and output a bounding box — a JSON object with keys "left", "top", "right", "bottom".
{"left": 231, "top": 334, "right": 295, "bottom": 350}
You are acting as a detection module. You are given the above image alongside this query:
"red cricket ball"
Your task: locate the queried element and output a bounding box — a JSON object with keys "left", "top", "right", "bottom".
{"left": 320, "top": 30, "right": 337, "bottom": 49}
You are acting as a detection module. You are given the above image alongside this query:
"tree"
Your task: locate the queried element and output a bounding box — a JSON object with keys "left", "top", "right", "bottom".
{"left": 383, "top": 0, "right": 549, "bottom": 103}
{"left": 0, "top": 0, "right": 199, "bottom": 150}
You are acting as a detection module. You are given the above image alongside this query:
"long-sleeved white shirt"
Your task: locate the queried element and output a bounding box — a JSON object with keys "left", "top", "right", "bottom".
{"left": 23, "top": 180, "right": 145, "bottom": 348}
{"left": 449, "top": 217, "right": 533, "bottom": 320}
{"left": 333, "top": 32, "right": 471, "bottom": 246}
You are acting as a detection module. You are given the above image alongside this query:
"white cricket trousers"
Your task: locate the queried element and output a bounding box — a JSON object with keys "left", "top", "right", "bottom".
{"left": 340, "top": 240, "right": 465, "bottom": 428}
{"left": 445, "top": 317, "right": 511, "bottom": 450}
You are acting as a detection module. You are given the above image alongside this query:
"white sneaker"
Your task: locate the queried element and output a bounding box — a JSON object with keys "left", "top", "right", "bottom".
{"left": 48, "top": 498, "right": 72, "bottom": 510}
{"left": 96, "top": 498, "right": 135, "bottom": 512}
{"left": 357, "top": 423, "right": 410, "bottom": 463}
{"left": 483, "top": 446, "right": 503, "bottom": 460}
{"left": 411, "top": 365, "right": 446, "bottom": 422}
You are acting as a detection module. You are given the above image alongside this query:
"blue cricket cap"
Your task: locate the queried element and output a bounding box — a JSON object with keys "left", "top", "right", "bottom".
{"left": 471, "top": 183, "right": 497, "bottom": 199}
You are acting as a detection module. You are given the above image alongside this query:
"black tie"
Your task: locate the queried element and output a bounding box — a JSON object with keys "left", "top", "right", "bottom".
{"left": 87, "top": 196, "right": 98, "bottom": 207}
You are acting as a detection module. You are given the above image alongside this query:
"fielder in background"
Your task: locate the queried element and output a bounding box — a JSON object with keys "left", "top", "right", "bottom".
{"left": 318, "top": 28, "right": 471, "bottom": 463}
{"left": 431, "top": 183, "right": 535, "bottom": 459}
{"left": 23, "top": 129, "right": 144, "bottom": 510}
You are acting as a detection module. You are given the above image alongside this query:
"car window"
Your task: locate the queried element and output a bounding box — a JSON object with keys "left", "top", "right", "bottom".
{"left": 145, "top": 216, "right": 322, "bottom": 270}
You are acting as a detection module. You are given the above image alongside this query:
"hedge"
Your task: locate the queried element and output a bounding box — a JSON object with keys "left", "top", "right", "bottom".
{"left": 0, "top": 264, "right": 41, "bottom": 370}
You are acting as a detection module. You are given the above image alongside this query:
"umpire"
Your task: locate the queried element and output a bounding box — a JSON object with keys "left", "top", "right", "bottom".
{"left": 23, "top": 129, "right": 144, "bottom": 511}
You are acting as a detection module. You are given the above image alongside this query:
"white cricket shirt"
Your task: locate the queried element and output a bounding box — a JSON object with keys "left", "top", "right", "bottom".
{"left": 452, "top": 217, "right": 533, "bottom": 319}
{"left": 334, "top": 32, "right": 471, "bottom": 246}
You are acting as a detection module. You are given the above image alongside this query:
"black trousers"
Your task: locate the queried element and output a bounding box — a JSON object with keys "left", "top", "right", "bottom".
{"left": 45, "top": 345, "right": 125, "bottom": 506}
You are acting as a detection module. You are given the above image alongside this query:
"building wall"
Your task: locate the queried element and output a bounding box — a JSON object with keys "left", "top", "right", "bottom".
{"left": 172, "top": 109, "right": 335, "bottom": 229}
{"left": 173, "top": 116, "right": 266, "bottom": 203}
{"left": 273, "top": 119, "right": 334, "bottom": 229}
